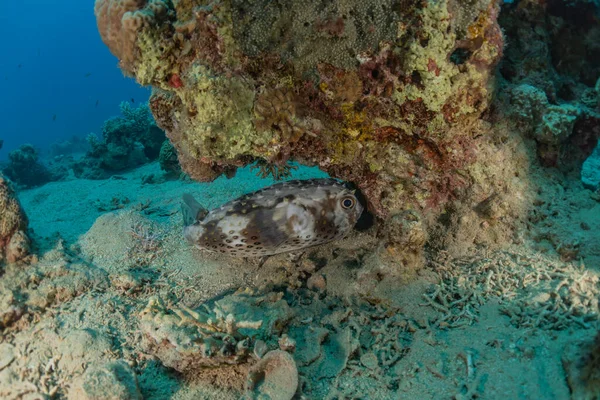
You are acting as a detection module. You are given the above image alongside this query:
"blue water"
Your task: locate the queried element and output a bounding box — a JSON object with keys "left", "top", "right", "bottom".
{"left": 0, "top": 0, "right": 149, "bottom": 160}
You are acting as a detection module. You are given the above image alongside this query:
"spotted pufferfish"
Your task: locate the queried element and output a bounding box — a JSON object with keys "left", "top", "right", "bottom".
{"left": 181, "top": 178, "right": 363, "bottom": 257}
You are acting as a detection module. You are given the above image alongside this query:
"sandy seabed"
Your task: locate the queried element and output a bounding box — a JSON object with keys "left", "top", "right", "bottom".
{"left": 1, "top": 162, "right": 599, "bottom": 399}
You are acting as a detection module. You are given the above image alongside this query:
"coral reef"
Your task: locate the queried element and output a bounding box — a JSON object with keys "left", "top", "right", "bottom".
{"left": 0, "top": 174, "right": 30, "bottom": 264}
{"left": 499, "top": 0, "right": 600, "bottom": 168}
{"left": 74, "top": 102, "right": 166, "bottom": 179}
{"left": 582, "top": 143, "right": 600, "bottom": 190}
{"left": 1, "top": 144, "right": 56, "bottom": 188}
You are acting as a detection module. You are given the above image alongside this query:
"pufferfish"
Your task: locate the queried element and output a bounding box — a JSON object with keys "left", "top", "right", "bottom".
{"left": 181, "top": 178, "right": 363, "bottom": 257}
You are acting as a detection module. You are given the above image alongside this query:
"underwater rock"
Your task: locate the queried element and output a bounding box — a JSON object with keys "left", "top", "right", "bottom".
{"left": 245, "top": 350, "right": 298, "bottom": 400}
{"left": 356, "top": 210, "right": 428, "bottom": 292}
{"left": 69, "top": 360, "right": 142, "bottom": 400}
{"left": 0, "top": 174, "right": 30, "bottom": 264}
{"left": 582, "top": 144, "right": 600, "bottom": 191}
{"left": 94, "top": 0, "right": 173, "bottom": 72}
{"left": 306, "top": 274, "right": 327, "bottom": 292}
{"left": 139, "top": 290, "right": 293, "bottom": 373}
{"left": 508, "top": 84, "right": 584, "bottom": 165}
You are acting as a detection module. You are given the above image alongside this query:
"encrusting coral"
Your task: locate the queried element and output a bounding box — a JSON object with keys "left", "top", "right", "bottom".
{"left": 0, "top": 174, "right": 30, "bottom": 264}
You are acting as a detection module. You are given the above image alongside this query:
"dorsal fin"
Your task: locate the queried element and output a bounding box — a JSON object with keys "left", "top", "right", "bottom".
{"left": 181, "top": 193, "right": 208, "bottom": 226}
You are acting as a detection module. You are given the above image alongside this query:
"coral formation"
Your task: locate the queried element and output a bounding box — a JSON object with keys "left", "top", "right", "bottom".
{"left": 74, "top": 102, "right": 166, "bottom": 179}
{"left": 94, "top": 0, "right": 525, "bottom": 270}
{"left": 0, "top": 174, "right": 30, "bottom": 264}
{"left": 2, "top": 144, "right": 55, "bottom": 188}
{"left": 499, "top": 0, "right": 600, "bottom": 168}
{"left": 94, "top": 0, "right": 505, "bottom": 212}
{"left": 94, "top": 0, "right": 173, "bottom": 72}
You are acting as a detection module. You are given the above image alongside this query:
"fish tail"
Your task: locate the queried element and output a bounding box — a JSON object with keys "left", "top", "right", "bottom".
{"left": 181, "top": 193, "right": 207, "bottom": 226}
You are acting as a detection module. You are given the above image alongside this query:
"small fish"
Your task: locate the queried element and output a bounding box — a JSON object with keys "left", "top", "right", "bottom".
{"left": 182, "top": 178, "right": 363, "bottom": 257}
{"left": 95, "top": 100, "right": 99, "bottom": 107}
{"left": 17, "top": 64, "right": 22, "bottom": 69}
{"left": 52, "top": 114, "right": 57, "bottom": 121}
{"left": 85, "top": 73, "right": 92, "bottom": 78}
{"left": 130, "top": 98, "right": 135, "bottom": 103}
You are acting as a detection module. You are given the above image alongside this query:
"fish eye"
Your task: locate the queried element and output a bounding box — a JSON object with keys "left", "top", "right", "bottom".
{"left": 341, "top": 197, "right": 355, "bottom": 209}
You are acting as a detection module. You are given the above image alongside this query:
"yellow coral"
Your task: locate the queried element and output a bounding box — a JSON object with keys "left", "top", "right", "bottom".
{"left": 392, "top": 0, "right": 458, "bottom": 113}
{"left": 177, "top": 64, "right": 267, "bottom": 161}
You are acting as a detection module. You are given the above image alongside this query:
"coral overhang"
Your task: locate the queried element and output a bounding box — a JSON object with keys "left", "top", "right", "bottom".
{"left": 95, "top": 0, "right": 507, "bottom": 222}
